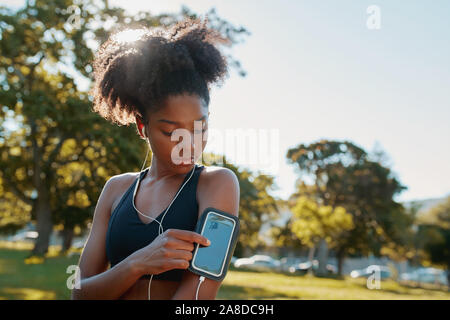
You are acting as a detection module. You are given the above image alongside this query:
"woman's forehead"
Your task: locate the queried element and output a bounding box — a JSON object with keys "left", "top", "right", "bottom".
{"left": 150, "top": 94, "right": 208, "bottom": 125}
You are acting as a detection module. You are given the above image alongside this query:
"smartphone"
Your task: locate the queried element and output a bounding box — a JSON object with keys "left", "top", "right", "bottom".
{"left": 188, "top": 207, "right": 240, "bottom": 281}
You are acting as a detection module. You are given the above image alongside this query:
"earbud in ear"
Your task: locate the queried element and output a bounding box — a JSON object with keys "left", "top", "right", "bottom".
{"left": 141, "top": 127, "right": 146, "bottom": 138}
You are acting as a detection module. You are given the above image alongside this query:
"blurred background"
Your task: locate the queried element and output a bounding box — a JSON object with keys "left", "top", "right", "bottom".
{"left": 0, "top": 0, "right": 449, "bottom": 299}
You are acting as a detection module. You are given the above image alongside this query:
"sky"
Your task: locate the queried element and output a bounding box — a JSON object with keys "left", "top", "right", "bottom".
{"left": 1, "top": 0, "right": 449, "bottom": 203}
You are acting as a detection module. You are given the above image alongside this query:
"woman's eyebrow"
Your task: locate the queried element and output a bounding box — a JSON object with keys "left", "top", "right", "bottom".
{"left": 157, "top": 115, "right": 206, "bottom": 125}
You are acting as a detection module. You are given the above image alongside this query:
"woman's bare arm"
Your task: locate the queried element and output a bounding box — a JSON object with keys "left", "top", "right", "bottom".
{"left": 71, "top": 175, "right": 143, "bottom": 300}
{"left": 171, "top": 167, "right": 240, "bottom": 300}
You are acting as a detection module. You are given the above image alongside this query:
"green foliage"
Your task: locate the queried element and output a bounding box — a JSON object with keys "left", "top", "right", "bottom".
{"left": 0, "top": 176, "right": 32, "bottom": 234}
{"left": 416, "top": 196, "right": 450, "bottom": 270}
{"left": 286, "top": 140, "right": 411, "bottom": 261}
{"left": 267, "top": 212, "right": 305, "bottom": 252}
{"left": 0, "top": 0, "right": 249, "bottom": 255}
{"left": 421, "top": 196, "right": 450, "bottom": 229}
{"left": 423, "top": 227, "right": 450, "bottom": 269}
{"left": 290, "top": 196, "right": 354, "bottom": 249}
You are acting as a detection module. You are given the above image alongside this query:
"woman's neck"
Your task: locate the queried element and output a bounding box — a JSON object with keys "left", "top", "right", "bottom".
{"left": 146, "top": 155, "right": 194, "bottom": 182}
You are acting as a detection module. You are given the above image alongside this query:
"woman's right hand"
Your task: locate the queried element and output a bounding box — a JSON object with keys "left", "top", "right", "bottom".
{"left": 129, "top": 228, "right": 211, "bottom": 277}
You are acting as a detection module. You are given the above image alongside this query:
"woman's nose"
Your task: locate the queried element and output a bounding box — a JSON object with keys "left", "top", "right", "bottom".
{"left": 190, "top": 131, "right": 203, "bottom": 156}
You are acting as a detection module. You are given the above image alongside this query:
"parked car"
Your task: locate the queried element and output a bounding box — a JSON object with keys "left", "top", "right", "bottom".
{"left": 400, "top": 268, "right": 448, "bottom": 286}
{"left": 234, "top": 254, "right": 281, "bottom": 272}
{"left": 350, "top": 265, "right": 392, "bottom": 279}
{"left": 11, "top": 231, "right": 38, "bottom": 242}
{"left": 288, "top": 260, "right": 337, "bottom": 275}
{"left": 279, "top": 257, "right": 304, "bottom": 272}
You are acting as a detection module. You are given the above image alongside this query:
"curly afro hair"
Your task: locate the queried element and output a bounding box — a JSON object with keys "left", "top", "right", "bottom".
{"left": 90, "top": 16, "right": 229, "bottom": 126}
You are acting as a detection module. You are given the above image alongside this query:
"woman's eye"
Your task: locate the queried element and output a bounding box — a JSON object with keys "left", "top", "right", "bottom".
{"left": 163, "top": 128, "right": 206, "bottom": 136}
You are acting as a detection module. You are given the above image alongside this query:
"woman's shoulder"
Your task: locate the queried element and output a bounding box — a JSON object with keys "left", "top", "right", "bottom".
{"left": 197, "top": 164, "right": 240, "bottom": 205}
{"left": 108, "top": 170, "right": 141, "bottom": 189}
{"left": 197, "top": 164, "right": 236, "bottom": 175}
{"left": 107, "top": 171, "right": 141, "bottom": 213}
{"left": 196, "top": 164, "right": 240, "bottom": 217}
{"left": 198, "top": 164, "right": 238, "bottom": 184}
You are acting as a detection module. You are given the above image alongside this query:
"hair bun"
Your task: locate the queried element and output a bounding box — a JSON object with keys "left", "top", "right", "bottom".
{"left": 90, "top": 16, "right": 229, "bottom": 126}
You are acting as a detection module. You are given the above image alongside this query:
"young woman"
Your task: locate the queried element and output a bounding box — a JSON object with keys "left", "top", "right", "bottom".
{"left": 71, "top": 17, "right": 240, "bottom": 300}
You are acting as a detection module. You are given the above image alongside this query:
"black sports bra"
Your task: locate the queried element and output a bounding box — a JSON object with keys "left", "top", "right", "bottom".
{"left": 105, "top": 164, "right": 205, "bottom": 281}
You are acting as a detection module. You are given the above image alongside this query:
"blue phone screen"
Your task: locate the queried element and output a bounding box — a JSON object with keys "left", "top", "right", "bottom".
{"left": 193, "top": 212, "right": 235, "bottom": 276}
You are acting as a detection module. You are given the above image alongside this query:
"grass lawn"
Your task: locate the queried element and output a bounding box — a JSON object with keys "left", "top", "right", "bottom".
{"left": 0, "top": 242, "right": 83, "bottom": 299}
{"left": 0, "top": 242, "right": 449, "bottom": 300}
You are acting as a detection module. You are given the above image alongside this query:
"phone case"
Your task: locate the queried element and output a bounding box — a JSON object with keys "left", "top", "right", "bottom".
{"left": 188, "top": 207, "right": 240, "bottom": 281}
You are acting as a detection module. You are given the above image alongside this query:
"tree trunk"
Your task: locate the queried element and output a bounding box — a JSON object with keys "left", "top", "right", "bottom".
{"left": 447, "top": 264, "right": 450, "bottom": 289}
{"left": 243, "top": 246, "right": 252, "bottom": 258}
{"left": 62, "top": 227, "right": 74, "bottom": 252}
{"left": 316, "top": 239, "right": 329, "bottom": 277}
{"left": 31, "top": 183, "right": 53, "bottom": 256}
{"left": 234, "top": 242, "right": 243, "bottom": 258}
{"left": 337, "top": 249, "right": 345, "bottom": 277}
{"left": 307, "top": 246, "right": 315, "bottom": 275}
{"left": 32, "top": 200, "right": 53, "bottom": 256}
{"left": 30, "top": 116, "right": 53, "bottom": 256}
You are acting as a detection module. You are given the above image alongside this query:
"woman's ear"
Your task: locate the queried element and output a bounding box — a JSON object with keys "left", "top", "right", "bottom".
{"left": 136, "top": 116, "right": 147, "bottom": 139}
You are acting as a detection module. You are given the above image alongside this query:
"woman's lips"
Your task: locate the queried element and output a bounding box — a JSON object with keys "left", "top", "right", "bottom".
{"left": 180, "top": 158, "right": 194, "bottom": 165}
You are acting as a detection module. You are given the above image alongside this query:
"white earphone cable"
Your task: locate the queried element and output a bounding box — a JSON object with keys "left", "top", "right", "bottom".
{"left": 195, "top": 276, "right": 205, "bottom": 300}
{"left": 133, "top": 138, "right": 201, "bottom": 300}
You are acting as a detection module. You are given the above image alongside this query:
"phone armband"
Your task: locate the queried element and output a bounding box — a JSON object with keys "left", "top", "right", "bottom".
{"left": 188, "top": 207, "right": 240, "bottom": 281}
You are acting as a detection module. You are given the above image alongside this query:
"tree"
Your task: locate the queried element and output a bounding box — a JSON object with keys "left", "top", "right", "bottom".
{"left": 267, "top": 180, "right": 317, "bottom": 259}
{"left": 290, "top": 196, "right": 354, "bottom": 276}
{"left": 421, "top": 196, "right": 450, "bottom": 229}
{"left": 286, "top": 140, "right": 409, "bottom": 275}
{"left": 0, "top": 175, "right": 31, "bottom": 234}
{"left": 0, "top": 0, "right": 249, "bottom": 256}
{"left": 267, "top": 203, "right": 307, "bottom": 258}
{"left": 418, "top": 196, "right": 450, "bottom": 285}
